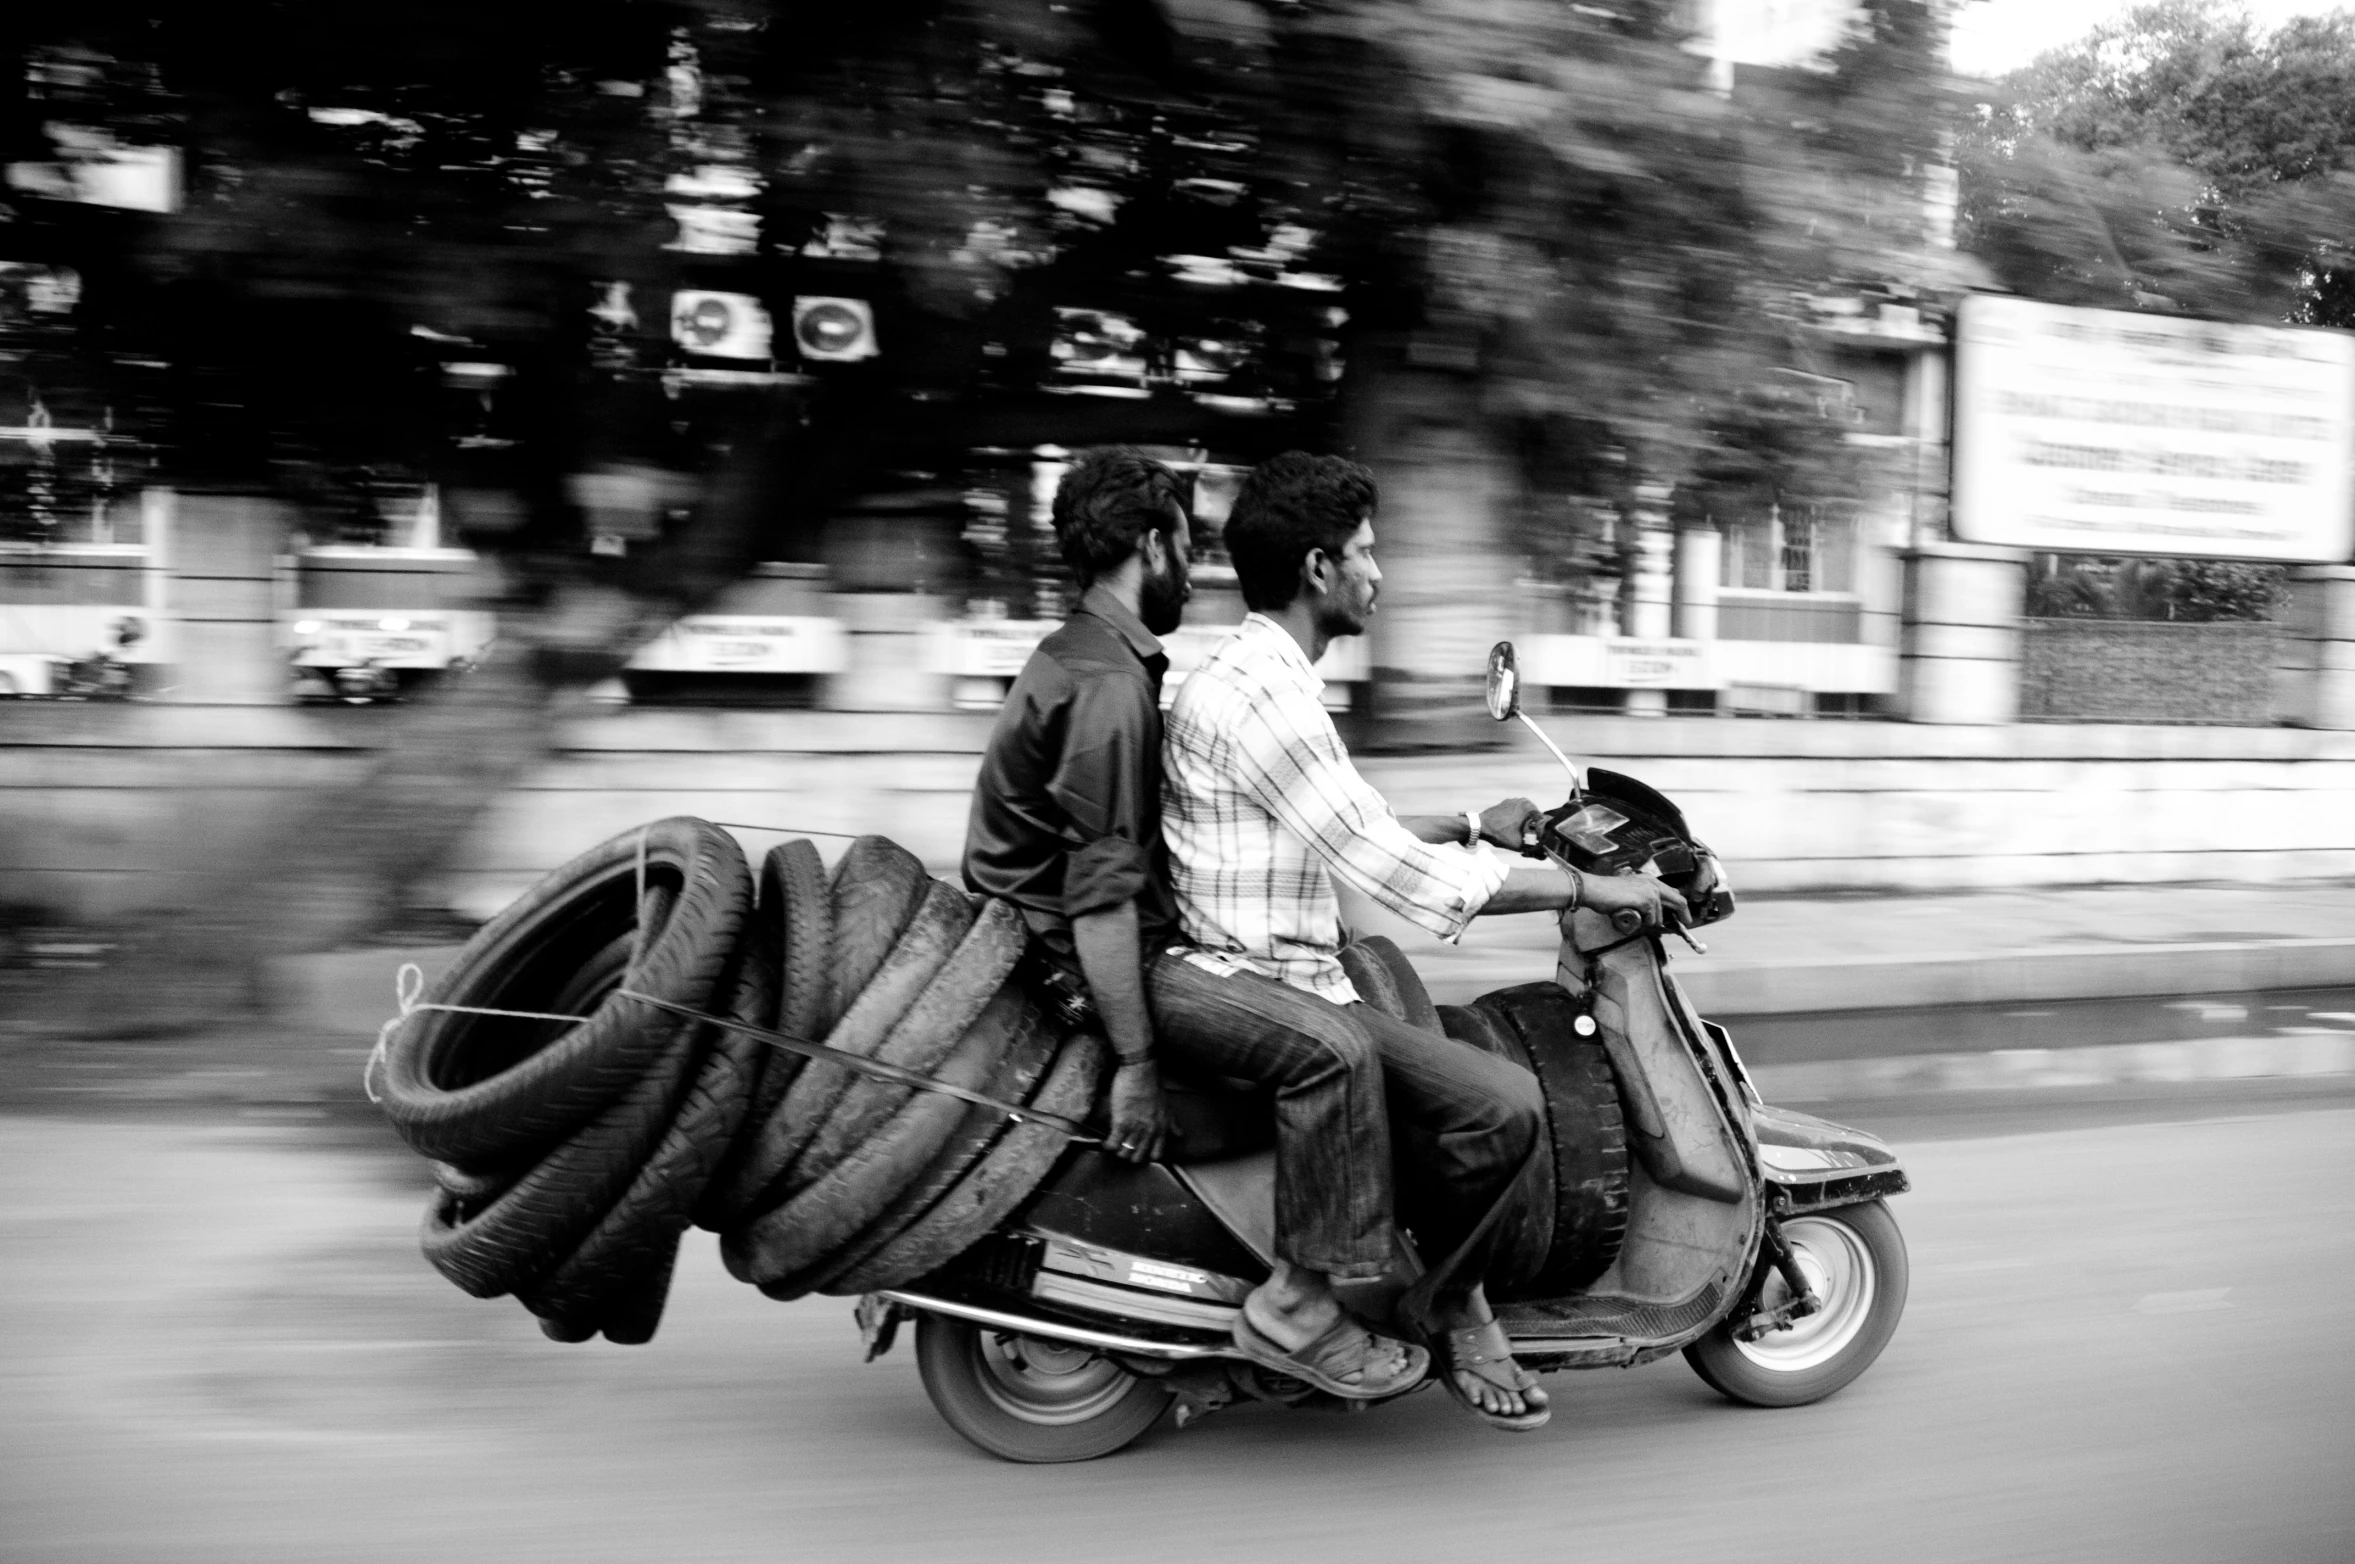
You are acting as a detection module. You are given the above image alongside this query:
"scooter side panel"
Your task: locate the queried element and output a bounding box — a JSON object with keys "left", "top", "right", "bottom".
{"left": 1016, "top": 1148, "right": 1270, "bottom": 1284}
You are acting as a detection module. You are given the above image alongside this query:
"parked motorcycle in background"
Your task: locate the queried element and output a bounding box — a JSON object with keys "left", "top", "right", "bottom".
{"left": 331, "top": 658, "right": 402, "bottom": 705}
{"left": 53, "top": 616, "right": 143, "bottom": 701}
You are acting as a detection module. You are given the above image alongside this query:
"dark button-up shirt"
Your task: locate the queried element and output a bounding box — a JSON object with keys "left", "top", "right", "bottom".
{"left": 963, "top": 584, "right": 1179, "bottom": 973}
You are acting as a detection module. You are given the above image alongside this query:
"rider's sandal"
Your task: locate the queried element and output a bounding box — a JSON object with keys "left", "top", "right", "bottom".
{"left": 1437, "top": 1321, "right": 1550, "bottom": 1432}
{"left": 1231, "top": 1310, "right": 1431, "bottom": 1401}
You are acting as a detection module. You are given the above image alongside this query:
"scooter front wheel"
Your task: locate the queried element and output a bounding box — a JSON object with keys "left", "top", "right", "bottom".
{"left": 914, "top": 1314, "right": 1175, "bottom": 1462}
{"left": 1684, "top": 1199, "right": 1908, "bottom": 1408}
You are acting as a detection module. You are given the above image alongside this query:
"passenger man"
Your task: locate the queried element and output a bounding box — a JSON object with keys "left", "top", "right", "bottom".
{"left": 1158, "top": 450, "right": 1685, "bottom": 1430}
{"left": 962, "top": 447, "right": 1428, "bottom": 1403}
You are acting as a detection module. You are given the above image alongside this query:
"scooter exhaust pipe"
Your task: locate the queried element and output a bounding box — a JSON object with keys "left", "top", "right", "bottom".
{"left": 876, "top": 1289, "right": 1247, "bottom": 1362}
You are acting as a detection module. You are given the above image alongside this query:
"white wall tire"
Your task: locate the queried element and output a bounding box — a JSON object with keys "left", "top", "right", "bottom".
{"left": 914, "top": 1314, "right": 1173, "bottom": 1463}
{"left": 1684, "top": 1199, "right": 1908, "bottom": 1408}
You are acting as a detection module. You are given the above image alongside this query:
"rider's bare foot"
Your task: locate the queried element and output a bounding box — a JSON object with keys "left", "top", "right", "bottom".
{"left": 1432, "top": 1286, "right": 1549, "bottom": 1425}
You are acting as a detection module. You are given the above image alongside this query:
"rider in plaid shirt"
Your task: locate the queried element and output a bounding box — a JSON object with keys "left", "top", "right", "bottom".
{"left": 1163, "top": 612, "right": 1510, "bottom": 1004}
{"left": 1153, "top": 451, "right": 1682, "bottom": 1430}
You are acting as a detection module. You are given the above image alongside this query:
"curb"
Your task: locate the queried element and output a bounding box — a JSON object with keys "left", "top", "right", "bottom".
{"left": 1752, "top": 1031, "right": 2355, "bottom": 1104}
{"left": 1675, "top": 937, "right": 2355, "bottom": 1017}
{"left": 293, "top": 937, "right": 2355, "bottom": 1032}
{"left": 272, "top": 938, "right": 2355, "bottom": 1114}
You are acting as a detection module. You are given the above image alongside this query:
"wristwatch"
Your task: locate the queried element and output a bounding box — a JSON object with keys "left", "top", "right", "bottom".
{"left": 1463, "top": 809, "right": 1482, "bottom": 848}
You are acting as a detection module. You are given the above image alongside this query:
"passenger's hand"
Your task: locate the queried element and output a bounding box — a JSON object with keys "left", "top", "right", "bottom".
{"left": 1578, "top": 871, "right": 1691, "bottom": 930}
{"left": 1478, "top": 797, "right": 1545, "bottom": 852}
{"left": 1102, "top": 1060, "right": 1172, "bottom": 1164}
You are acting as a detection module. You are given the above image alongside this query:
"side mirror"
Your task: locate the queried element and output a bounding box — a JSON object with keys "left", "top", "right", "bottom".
{"left": 1485, "top": 641, "right": 1521, "bottom": 722}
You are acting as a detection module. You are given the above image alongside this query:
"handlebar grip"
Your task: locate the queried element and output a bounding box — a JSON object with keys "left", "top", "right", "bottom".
{"left": 1610, "top": 908, "right": 1643, "bottom": 936}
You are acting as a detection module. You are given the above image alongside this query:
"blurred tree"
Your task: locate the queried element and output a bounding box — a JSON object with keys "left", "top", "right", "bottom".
{"left": 1958, "top": 0, "right": 2355, "bottom": 321}
{"left": 1280, "top": 0, "right": 1964, "bottom": 624}
{"left": 0, "top": 0, "right": 1968, "bottom": 1030}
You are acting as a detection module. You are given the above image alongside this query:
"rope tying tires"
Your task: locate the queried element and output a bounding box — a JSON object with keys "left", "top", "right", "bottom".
{"left": 370, "top": 966, "right": 1095, "bottom": 1140}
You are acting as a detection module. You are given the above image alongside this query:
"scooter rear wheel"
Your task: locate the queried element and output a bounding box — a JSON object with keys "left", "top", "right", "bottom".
{"left": 1683, "top": 1199, "right": 1908, "bottom": 1408}
{"left": 914, "top": 1314, "right": 1174, "bottom": 1463}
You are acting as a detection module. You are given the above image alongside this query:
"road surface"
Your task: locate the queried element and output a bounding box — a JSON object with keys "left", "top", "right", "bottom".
{"left": 2, "top": 1102, "right": 2349, "bottom": 1564}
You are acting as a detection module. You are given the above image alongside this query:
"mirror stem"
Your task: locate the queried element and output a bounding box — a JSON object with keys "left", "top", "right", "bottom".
{"left": 1516, "top": 711, "right": 1584, "bottom": 798}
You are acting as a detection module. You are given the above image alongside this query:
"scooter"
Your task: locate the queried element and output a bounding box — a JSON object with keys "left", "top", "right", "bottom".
{"left": 858, "top": 642, "right": 1909, "bottom": 1462}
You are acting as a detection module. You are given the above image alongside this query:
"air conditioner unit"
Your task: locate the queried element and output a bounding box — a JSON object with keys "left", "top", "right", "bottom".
{"left": 1051, "top": 308, "right": 1147, "bottom": 383}
{"left": 792, "top": 296, "right": 878, "bottom": 361}
{"left": 671, "top": 290, "right": 773, "bottom": 360}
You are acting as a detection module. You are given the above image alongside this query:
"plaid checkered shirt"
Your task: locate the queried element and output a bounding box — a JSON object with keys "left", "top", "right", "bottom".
{"left": 1162, "top": 613, "right": 1511, "bottom": 1004}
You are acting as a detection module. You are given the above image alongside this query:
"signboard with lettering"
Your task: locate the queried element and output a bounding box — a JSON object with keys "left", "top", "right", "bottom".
{"left": 1521, "top": 636, "right": 1719, "bottom": 689}
{"left": 936, "top": 620, "right": 1061, "bottom": 678}
{"left": 625, "top": 614, "right": 848, "bottom": 674}
{"left": 1605, "top": 639, "right": 1711, "bottom": 687}
{"left": 1953, "top": 295, "right": 2355, "bottom": 562}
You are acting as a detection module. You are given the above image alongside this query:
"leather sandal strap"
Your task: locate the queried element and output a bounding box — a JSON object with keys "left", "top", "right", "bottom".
{"left": 1444, "top": 1323, "right": 1536, "bottom": 1389}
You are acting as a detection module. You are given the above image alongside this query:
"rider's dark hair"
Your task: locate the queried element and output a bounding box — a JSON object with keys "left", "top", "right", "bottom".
{"left": 1224, "top": 451, "right": 1377, "bottom": 612}
{"left": 1050, "top": 447, "right": 1188, "bottom": 589}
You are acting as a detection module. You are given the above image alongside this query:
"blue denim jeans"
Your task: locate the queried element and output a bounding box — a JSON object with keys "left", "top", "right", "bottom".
{"left": 1146, "top": 950, "right": 1544, "bottom": 1296}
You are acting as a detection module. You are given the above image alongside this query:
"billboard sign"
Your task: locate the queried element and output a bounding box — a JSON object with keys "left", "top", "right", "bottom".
{"left": 1953, "top": 295, "right": 2355, "bottom": 562}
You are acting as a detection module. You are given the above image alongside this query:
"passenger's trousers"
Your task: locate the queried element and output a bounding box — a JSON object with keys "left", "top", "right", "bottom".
{"left": 1145, "top": 950, "right": 1543, "bottom": 1296}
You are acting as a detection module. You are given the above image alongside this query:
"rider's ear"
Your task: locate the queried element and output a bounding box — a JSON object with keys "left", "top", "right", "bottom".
{"left": 1300, "top": 547, "right": 1330, "bottom": 599}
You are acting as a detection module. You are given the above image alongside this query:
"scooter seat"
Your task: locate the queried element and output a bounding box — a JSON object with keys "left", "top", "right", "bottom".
{"left": 1158, "top": 1073, "right": 1278, "bottom": 1164}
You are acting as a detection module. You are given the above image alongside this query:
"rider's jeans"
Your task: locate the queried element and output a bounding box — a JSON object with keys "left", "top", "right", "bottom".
{"left": 1146, "top": 950, "right": 1543, "bottom": 1293}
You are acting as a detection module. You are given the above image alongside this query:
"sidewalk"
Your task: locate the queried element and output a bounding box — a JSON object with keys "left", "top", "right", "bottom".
{"left": 268, "top": 881, "right": 2355, "bottom": 1114}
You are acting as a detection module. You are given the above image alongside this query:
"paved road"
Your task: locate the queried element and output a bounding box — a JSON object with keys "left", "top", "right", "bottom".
{"left": 4, "top": 1103, "right": 2351, "bottom": 1564}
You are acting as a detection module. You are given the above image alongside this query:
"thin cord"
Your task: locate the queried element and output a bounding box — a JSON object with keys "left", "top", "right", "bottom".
{"left": 706, "top": 821, "right": 865, "bottom": 839}
{"left": 364, "top": 962, "right": 1095, "bottom": 1142}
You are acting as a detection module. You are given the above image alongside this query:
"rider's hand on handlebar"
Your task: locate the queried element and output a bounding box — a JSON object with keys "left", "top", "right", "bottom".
{"left": 1578, "top": 871, "right": 1691, "bottom": 931}
{"left": 1685, "top": 846, "right": 1722, "bottom": 909}
{"left": 1102, "top": 1058, "right": 1172, "bottom": 1165}
{"left": 1478, "top": 797, "right": 1546, "bottom": 854}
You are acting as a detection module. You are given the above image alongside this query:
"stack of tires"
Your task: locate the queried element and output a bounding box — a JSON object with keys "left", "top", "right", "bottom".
{"left": 374, "top": 818, "right": 1105, "bottom": 1343}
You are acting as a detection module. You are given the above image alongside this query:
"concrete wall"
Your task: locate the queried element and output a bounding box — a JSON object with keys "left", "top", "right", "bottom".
{"left": 0, "top": 705, "right": 357, "bottom": 918}
{"left": 6, "top": 702, "right": 2351, "bottom": 923}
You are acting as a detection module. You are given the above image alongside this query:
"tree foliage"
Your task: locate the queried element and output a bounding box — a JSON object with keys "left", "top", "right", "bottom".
{"left": 0, "top": 0, "right": 1963, "bottom": 1026}
{"left": 2026, "top": 554, "right": 2286, "bottom": 621}
{"left": 1958, "top": 0, "right": 2355, "bottom": 322}
{"left": 3, "top": 0, "right": 1962, "bottom": 559}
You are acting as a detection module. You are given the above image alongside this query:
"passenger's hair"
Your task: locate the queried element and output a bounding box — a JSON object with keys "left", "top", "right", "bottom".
{"left": 1050, "top": 448, "right": 1188, "bottom": 588}
{"left": 1223, "top": 451, "right": 1377, "bottom": 612}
